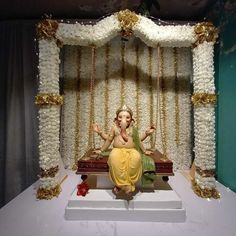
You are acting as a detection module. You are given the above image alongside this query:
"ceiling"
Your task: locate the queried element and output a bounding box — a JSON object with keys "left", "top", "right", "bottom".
{"left": 0, "top": 0, "right": 218, "bottom": 21}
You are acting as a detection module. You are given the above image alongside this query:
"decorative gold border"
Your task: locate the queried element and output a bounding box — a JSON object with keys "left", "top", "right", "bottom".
{"left": 39, "top": 166, "right": 59, "bottom": 178}
{"left": 35, "top": 94, "right": 64, "bottom": 105}
{"left": 191, "top": 93, "right": 217, "bottom": 106}
{"left": 174, "top": 48, "right": 180, "bottom": 145}
{"left": 196, "top": 166, "right": 215, "bottom": 177}
{"left": 193, "top": 22, "right": 218, "bottom": 48}
{"left": 36, "top": 184, "right": 61, "bottom": 200}
{"left": 117, "top": 9, "right": 139, "bottom": 37}
{"left": 192, "top": 179, "right": 220, "bottom": 199}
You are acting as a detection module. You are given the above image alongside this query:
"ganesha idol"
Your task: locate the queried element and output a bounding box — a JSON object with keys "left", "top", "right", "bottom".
{"left": 93, "top": 105, "right": 156, "bottom": 196}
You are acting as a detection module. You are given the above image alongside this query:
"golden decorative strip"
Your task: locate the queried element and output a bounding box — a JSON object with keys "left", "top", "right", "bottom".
{"left": 36, "top": 19, "right": 63, "bottom": 47}
{"left": 174, "top": 48, "right": 180, "bottom": 146}
{"left": 191, "top": 93, "right": 217, "bottom": 106}
{"left": 192, "top": 179, "right": 220, "bottom": 199}
{"left": 195, "top": 166, "right": 215, "bottom": 177}
{"left": 35, "top": 94, "right": 64, "bottom": 105}
{"left": 159, "top": 48, "right": 168, "bottom": 158}
{"left": 104, "top": 44, "right": 110, "bottom": 132}
{"left": 193, "top": 22, "right": 218, "bottom": 48}
{"left": 135, "top": 44, "right": 140, "bottom": 128}
{"left": 36, "top": 184, "right": 61, "bottom": 200}
{"left": 121, "top": 42, "right": 125, "bottom": 106}
{"left": 117, "top": 9, "right": 139, "bottom": 37}
{"left": 148, "top": 47, "right": 154, "bottom": 148}
{"left": 73, "top": 47, "right": 81, "bottom": 170}
{"left": 39, "top": 166, "right": 59, "bottom": 178}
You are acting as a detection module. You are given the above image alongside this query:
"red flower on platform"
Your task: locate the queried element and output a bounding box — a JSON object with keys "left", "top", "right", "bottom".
{"left": 77, "top": 181, "right": 89, "bottom": 197}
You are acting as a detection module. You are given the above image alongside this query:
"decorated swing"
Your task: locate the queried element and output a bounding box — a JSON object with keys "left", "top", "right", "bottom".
{"left": 35, "top": 9, "right": 219, "bottom": 200}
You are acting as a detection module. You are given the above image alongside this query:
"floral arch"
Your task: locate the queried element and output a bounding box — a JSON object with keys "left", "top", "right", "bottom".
{"left": 35, "top": 10, "right": 219, "bottom": 199}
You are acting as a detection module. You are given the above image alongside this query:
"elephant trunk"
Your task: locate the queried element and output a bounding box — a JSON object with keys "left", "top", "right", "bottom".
{"left": 120, "top": 120, "right": 128, "bottom": 142}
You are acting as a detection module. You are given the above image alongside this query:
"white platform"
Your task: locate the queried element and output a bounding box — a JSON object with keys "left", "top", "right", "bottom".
{"left": 2, "top": 171, "right": 236, "bottom": 236}
{"left": 65, "top": 189, "right": 186, "bottom": 222}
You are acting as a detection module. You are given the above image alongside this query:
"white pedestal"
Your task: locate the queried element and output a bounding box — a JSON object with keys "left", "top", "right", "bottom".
{"left": 65, "top": 189, "right": 186, "bottom": 222}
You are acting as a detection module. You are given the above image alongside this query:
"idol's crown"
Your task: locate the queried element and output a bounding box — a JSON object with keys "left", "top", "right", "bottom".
{"left": 116, "top": 104, "right": 133, "bottom": 116}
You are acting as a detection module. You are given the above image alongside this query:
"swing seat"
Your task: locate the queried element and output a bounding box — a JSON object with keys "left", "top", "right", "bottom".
{"left": 76, "top": 149, "right": 174, "bottom": 180}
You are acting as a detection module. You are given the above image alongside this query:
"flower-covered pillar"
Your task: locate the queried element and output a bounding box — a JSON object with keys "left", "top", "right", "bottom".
{"left": 35, "top": 20, "right": 63, "bottom": 199}
{"left": 191, "top": 22, "right": 220, "bottom": 198}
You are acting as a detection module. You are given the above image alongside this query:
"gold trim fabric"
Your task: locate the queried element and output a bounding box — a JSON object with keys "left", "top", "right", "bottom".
{"left": 36, "top": 185, "right": 61, "bottom": 200}
{"left": 192, "top": 180, "right": 220, "bottom": 199}
{"left": 191, "top": 93, "right": 217, "bottom": 106}
{"left": 196, "top": 166, "right": 215, "bottom": 177}
{"left": 35, "top": 94, "right": 64, "bottom": 106}
{"left": 36, "top": 19, "right": 63, "bottom": 47}
{"left": 39, "top": 166, "right": 59, "bottom": 178}
{"left": 193, "top": 22, "right": 218, "bottom": 48}
{"left": 117, "top": 9, "right": 139, "bottom": 37}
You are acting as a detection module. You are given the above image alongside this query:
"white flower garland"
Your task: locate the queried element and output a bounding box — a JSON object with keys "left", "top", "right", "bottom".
{"left": 177, "top": 48, "right": 192, "bottom": 169}
{"left": 38, "top": 39, "right": 61, "bottom": 192}
{"left": 39, "top": 173, "right": 60, "bottom": 190}
{"left": 56, "top": 14, "right": 196, "bottom": 48}
{"left": 56, "top": 15, "right": 120, "bottom": 46}
{"left": 38, "top": 40, "right": 60, "bottom": 93}
{"left": 192, "top": 42, "right": 216, "bottom": 190}
{"left": 60, "top": 46, "right": 78, "bottom": 168}
{"left": 195, "top": 172, "right": 216, "bottom": 189}
{"left": 192, "top": 42, "right": 215, "bottom": 94}
{"left": 38, "top": 106, "right": 61, "bottom": 170}
{"left": 61, "top": 41, "right": 192, "bottom": 171}
{"left": 37, "top": 11, "right": 217, "bottom": 197}
{"left": 134, "top": 16, "right": 195, "bottom": 47}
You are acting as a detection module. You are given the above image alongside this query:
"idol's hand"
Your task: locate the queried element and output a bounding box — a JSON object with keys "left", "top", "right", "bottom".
{"left": 92, "top": 123, "right": 102, "bottom": 134}
{"left": 145, "top": 126, "right": 156, "bottom": 136}
{"left": 93, "top": 149, "right": 102, "bottom": 154}
{"left": 144, "top": 150, "right": 154, "bottom": 156}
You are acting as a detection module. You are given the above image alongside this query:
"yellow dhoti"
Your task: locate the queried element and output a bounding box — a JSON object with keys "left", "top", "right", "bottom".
{"left": 107, "top": 148, "right": 142, "bottom": 192}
